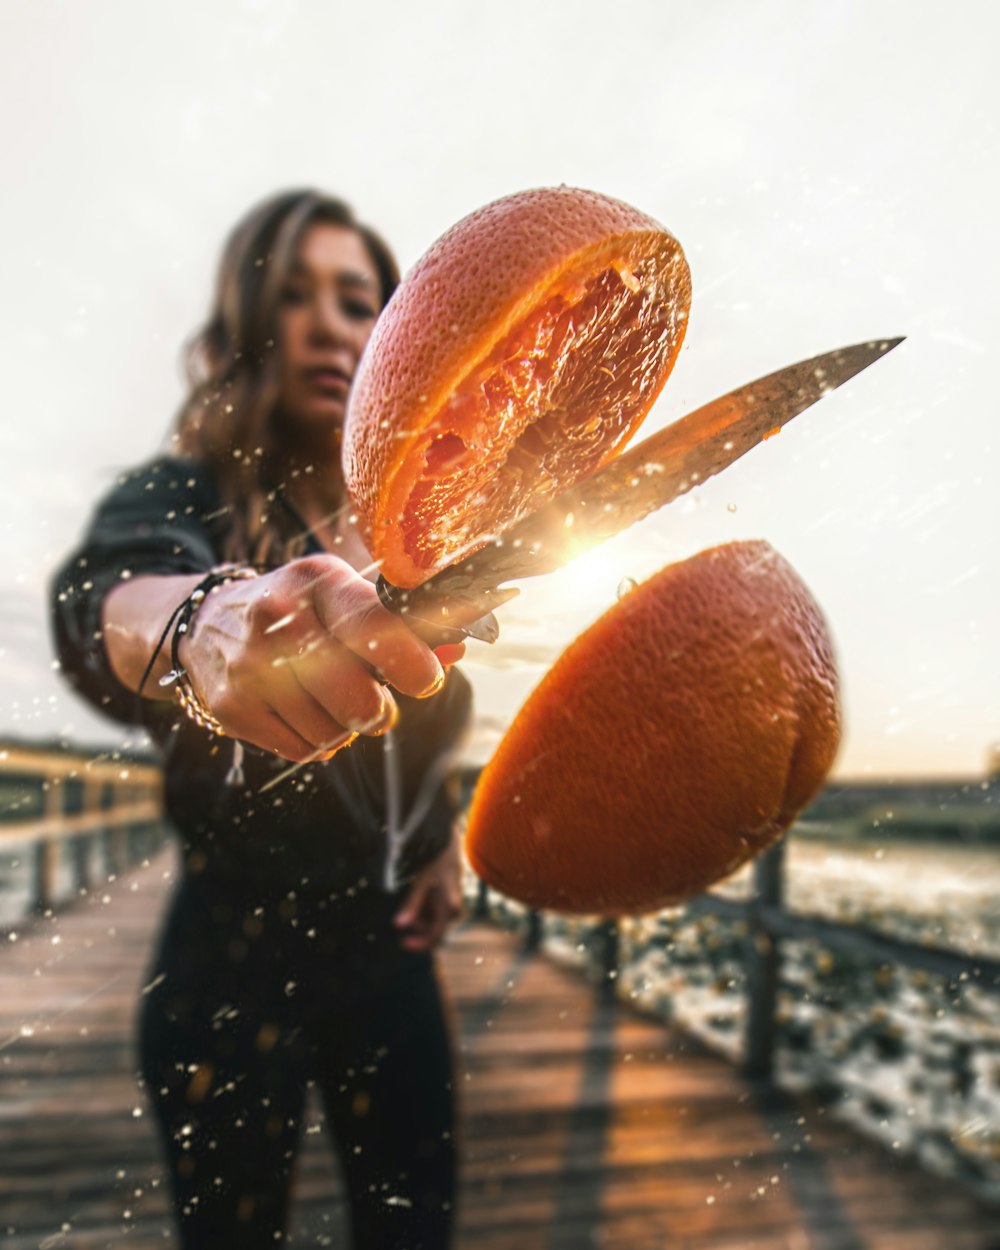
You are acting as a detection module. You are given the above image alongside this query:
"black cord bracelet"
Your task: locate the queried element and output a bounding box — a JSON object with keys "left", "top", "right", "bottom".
{"left": 136, "top": 563, "right": 259, "bottom": 734}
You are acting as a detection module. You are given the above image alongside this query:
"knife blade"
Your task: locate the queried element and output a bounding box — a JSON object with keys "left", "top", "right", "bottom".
{"left": 377, "top": 337, "right": 904, "bottom": 644}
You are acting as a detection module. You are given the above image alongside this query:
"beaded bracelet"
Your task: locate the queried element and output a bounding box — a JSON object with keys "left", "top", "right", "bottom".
{"left": 137, "top": 563, "right": 259, "bottom": 735}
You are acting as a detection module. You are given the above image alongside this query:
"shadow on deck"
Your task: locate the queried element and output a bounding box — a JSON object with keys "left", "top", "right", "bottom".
{"left": 1, "top": 849, "right": 997, "bottom": 1250}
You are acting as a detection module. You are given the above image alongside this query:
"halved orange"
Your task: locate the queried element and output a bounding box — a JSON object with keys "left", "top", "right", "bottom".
{"left": 465, "top": 541, "right": 841, "bottom": 916}
{"left": 343, "top": 186, "right": 691, "bottom": 588}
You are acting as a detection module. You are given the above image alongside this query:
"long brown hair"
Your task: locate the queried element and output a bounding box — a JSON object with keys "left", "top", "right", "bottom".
{"left": 172, "top": 190, "right": 400, "bottom": 564}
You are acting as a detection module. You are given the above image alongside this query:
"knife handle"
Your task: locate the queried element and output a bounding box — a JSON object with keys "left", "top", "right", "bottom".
{"left": 376, "top": 575, "right": 481, "bottom": 648}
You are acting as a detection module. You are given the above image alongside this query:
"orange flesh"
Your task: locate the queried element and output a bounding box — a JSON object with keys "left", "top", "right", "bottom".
{"left": 393, "top": 252, "right": 679, "bottom": 577}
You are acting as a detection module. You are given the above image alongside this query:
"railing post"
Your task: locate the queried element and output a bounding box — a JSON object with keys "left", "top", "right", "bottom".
{"left": 34, "top": 776, "right": 65, "bottom": 914}
{"left": 33, "top": 839, "right": 59, "bottom": 914}
{"left": 106, "top": 827, "right": 128, "bottom": 877}
{"left": 743, "top": 838, "right": 786, "bottom": 1080}
{"left": 72, "top": 835, "right": 92, "bottom": 893}
{"left": 524, "top": 908, "right": 543, "bottom": 953}
{"left": 75, "top": 776, "right": 102, "bottom": 894}
{"left": 595, "top": 919, "right": 619, "bottom": 1001}
{"left": 127, "top": 822, "right": 146, "bottom": 864}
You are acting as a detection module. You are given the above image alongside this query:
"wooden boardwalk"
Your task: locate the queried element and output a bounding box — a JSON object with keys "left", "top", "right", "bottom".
{"left": 2, "top": 849, "right": 998, "bottom": 1250}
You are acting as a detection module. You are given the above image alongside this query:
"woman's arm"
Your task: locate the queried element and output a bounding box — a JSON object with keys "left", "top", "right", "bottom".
{"left": 100, "top": 572, "right": 211, "bottom": 694}
{"left": 52, "top": 458, "right": 448, "bottom": 756}
{"left": 51, "top": 458, "right": 223, "bottom": 726}
{"left": 102, "top": 555, "right": 447, "bottom": 761}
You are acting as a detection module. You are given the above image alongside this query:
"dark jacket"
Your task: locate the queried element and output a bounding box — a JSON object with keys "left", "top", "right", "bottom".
{"left": 50, "top": 456, "right": 472, "bottom": 898}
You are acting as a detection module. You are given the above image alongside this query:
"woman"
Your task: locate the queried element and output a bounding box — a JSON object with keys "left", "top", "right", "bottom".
{"left": 51, "top": 190, "right": 472, "bottom": 1249}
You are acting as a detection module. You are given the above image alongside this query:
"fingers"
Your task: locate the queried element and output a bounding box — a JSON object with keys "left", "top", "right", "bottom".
{"left": 395, "top": 880, "right": 463, "bottom": 951}
{"left": 214, "top": 663, "right": 365, "bottom": 763}
{"left": 433, "top": 642, "right": 466, "bottom": 667}
{"left": 307, "top": 562, "right": 445, "bottom": 698}
{"left": 259, "top": 712, "right": 355, "bottom": 764}
{"left": 270, "top": 664, "right": 391, "bottom": 759}
{"left": 176, "top": 555, "right": 458, "bottom": 761}
{"left": 291, "top": 647, "right": 398, "bottom": 737}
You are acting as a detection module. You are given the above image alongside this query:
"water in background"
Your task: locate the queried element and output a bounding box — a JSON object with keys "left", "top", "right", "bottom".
{"left": 476, "top": 832, "right": 1000, "bottom": 1200}
{"left": 0, "top": 837, "right": 88, "bottom": 928}
{"left": 738, "top": 836, "right": 1000, "bottom": 958}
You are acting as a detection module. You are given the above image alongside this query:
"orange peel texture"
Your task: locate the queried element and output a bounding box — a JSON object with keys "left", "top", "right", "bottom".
{"left": 465, "top": 541, "right": 841, "bottom": 916}
{"left": 343, "top": 186, "right": 691, "bottom": 589}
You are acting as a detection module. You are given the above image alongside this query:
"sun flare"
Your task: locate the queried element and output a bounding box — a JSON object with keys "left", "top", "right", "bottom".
{"left": 545, "top": 541, "right": 636, "bottom": 612}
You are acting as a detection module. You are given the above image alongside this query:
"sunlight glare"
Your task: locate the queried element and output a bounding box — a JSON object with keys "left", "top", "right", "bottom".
{"left": 544, "top": 542, "right": 635, "bottom": 616}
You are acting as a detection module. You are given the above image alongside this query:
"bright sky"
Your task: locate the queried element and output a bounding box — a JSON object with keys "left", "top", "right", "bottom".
{"left": 1, "top": 0, "right": 997, "bottom": 779}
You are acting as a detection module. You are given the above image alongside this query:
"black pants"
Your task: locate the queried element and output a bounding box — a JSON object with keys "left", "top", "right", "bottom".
{"left": 138, "top": 872, "right": 455, "bottom": 1249}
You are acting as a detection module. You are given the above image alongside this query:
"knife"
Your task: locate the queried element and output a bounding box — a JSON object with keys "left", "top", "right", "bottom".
{"left": 376, "top": 337, "right": 904, "bottom": 646}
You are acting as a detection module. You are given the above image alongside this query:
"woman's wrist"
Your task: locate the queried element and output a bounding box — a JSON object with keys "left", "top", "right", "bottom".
{"left": 157, "top": 565, "right": 260, "bottom": 731}
{"left": 102, "top": 572, "right": 210, "bottom": 697}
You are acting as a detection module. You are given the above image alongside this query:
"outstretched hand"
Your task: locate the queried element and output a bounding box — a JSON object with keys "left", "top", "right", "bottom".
{"left": 393, "top": 829, "right": 464, "bottom": 952}
{"left": 179, "top": 554, "right": 448, "bottom": 761}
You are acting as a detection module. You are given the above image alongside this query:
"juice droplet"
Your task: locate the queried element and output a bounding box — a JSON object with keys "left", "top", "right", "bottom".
{"left": 617, "top": 576, "right": 638, "bottom": 600}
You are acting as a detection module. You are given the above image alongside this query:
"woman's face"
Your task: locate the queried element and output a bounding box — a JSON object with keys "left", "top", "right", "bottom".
{"left": 274, "top": 222, "right": 382, "bottom": 442}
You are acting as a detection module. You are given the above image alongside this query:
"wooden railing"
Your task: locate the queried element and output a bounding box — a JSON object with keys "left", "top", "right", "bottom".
{"left": 473, "top": 836, "right": 1000, "bottom": 1081}
{"left": 8, "top": 747, "right": 1000, "bottom": 1082}
{"left": 0, "top": 743, "right": 166, "bottom": 920}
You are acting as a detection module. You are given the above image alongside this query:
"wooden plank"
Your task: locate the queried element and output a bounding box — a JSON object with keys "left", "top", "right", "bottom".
{"left": 0, "top": 849, "right": 997, "bottom": 1250}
